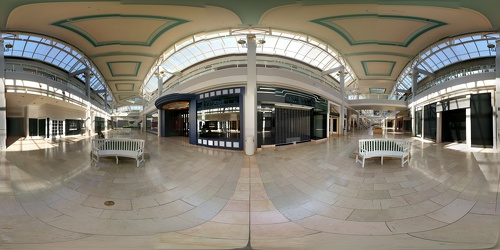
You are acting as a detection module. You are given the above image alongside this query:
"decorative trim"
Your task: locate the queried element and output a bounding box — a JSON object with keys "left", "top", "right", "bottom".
{"left": 92, "top": 52, "right": 157, "bottom": 58}
{"left": 52, "top": 14, "right": 188, "bottom": 47}
{"left": 115, "top": 83, "right": 135, "bottom": 91}
{"left": 346, "top": 51, "right": 412, "bottom": 58}
{"left": 361, "top": 60, "right": 396, "bottom": 76}
{"left": 311, "top": 14, "right": 446, "bottom": 47}
{"left": 107, "top": 61, "right": 141, "bottom": 77}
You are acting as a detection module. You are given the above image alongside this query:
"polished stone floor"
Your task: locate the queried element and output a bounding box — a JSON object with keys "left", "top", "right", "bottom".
{"left": 0, "top": 129, "right": 498, "bottom": 250}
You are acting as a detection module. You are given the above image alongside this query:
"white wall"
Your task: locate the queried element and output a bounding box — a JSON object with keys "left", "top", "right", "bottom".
{"left": 37, "top": 104, "right": 86, "bottom": 119}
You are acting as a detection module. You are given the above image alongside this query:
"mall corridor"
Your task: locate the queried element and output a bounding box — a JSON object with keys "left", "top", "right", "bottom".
{"left": 0, "top": 129, "right": 498, "bottom": 250}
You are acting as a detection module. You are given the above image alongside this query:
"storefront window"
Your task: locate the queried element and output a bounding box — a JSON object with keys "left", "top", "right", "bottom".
{"left": 196, "top": 88, "right": 242, "bottom": 149}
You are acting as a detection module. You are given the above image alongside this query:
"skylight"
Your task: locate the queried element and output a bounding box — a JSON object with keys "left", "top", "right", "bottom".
{"left": 143, "top": 29, "right": 355, "bottom": 95}
{"left": 2, "top": 32, "right": 111, "bottom": 101}
{"left": 392, "top": 32, "right": 498, "bottom": 97}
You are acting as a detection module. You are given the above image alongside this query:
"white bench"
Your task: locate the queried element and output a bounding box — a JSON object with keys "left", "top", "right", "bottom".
{"left": 356, "top": 139, "right": 412, "bottom": 168}
{"left": 91, "top": 138, "right": 145, "bottom": 167}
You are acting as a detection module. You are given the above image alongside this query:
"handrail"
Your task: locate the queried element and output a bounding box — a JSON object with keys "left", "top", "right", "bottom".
{"left": 163, "top": 60, "right": 341, "bottom": 92}
{"left": 143, "top": 59, "right": 343, "bottom": 108}
{"left": 347, "top": 94, "right": 400, "bottom": 100}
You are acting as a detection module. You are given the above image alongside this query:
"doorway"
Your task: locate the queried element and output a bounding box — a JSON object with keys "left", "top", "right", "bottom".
{"left": 165, "top": 109, "right": 189, "bottom": 137}
{"left": 330, "top": 117, "right": 338, "bottom": 134}
{"left": 442, "top": 109, "right": 466, "bottom": 143}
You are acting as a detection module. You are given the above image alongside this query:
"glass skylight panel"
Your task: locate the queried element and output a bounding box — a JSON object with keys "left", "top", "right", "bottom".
{"left": 297, "top": 43, "right": 312, "bottom": 58}
{"left": 27, "top": 36, "right": 42, "bottom": 42}
{"left": 196, "top": 42, "right": 212, "bottom": 54}
{"left": 23, "top": 42, "right": 36, "bottom": 53}
{"left": 54, "top": 52, "right": 69, "bottom": 67}
{"left": 463, "top": 41, "right": 478, "bottom": 53}
{"left": 441, "top": 47, "right": 455, "bottom": 58}
{"left": 287, "top": 40, "right": 303, "bottom": 54}
{"left": 162, "top": 61, "right": 178, "bottom": 73}
{"left": 64, "top": 57, "right": 78, "bottom": 68}
{"left": 326, "top": 47, "right": 338, "bottom": 59}
{"left": 458, "top": 36, "right": 472, "bottom": 43}
{"left": 306, "top": 47, "right": 322, "bottom": 60}
{"left": 312, "top": 51, "right": 328, "bottom": 66}
{"left": 179, "top": 49, "right": 196, "bottom": 63}
{"left": 209, "top": 38, "right": 225, "bottom": 52}
{"left": 451, "top": 44, "right": 466, "bottom": 57}
{"left": 72, "top": 61, "right": 85, "bottom": 72}
{"left": 435, "top": 51, "right": 449, "bottom": 64}
{"left": 167, "top": 54, "right": 184, "bottom": 68}
{"left": 144, "top": 77, "right": 157, "bottom": 92}
{"left": 276, "top": 38, "right": 291, "bottom": 51}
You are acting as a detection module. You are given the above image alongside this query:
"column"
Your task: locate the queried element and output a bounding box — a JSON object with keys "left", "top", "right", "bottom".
{"left": 339, "top": 69, "right": 345, "bottom": 135}
{"left": 436, "top": 111, "right": 442, "bottom": 143}
{"left": 244, "top": 34, "right": 257, "bottom": 155}
{"left": 466, "top": 105, "right": 472, "bottom": 148}
{"left": 395, "top": 113, "right": 398, "bottom": 131}
{"left": 85, "top": 69, "right": 92, "bottom": 136}
{"left": 326, "top": 102, "right": 330, "bottom": 137}
{"left": 495, "top": 39, "right": 500, "bottom": 150}
{"left": 411, "top": 69, "right": 418, "bottom": 137}
{"left": 0, "top": 39, "right": 6, "bottom": 149}
{"left": 356, "top": 112, "right": 360, "bottom": 131}
{"left": 157, "top": 67, "right": 163, "bottom": 137}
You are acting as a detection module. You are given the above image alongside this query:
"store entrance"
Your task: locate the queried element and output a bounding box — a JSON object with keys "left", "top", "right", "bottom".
{"left": 165, "top": 109, "right": 189, "bottom": 137}
{"left": 442, "top": 109, "right": 466, "bottom": 143}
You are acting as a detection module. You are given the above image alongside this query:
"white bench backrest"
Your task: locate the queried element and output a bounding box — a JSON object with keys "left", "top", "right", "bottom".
{"left": 359, "top": 139, "right": 411, "bottom": 152}
{"left": 92, "top": 139, "right": 145, "bottom": 151}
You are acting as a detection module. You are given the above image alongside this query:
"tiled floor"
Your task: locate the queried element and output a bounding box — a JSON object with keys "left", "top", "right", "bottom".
{"left": 0, "top": 130, "right": 498, "bottom": 249}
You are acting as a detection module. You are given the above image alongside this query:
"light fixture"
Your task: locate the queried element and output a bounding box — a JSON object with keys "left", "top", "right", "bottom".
{"left": 257, "top": 39, "right": 266, "bottom": 44}
{"left": 237, "top": 39, "right": 246, "bottom": 45}
{"left": 487, "top": 43, "right": 495, "bottom": 51}
{"left": 4, "top": 43, "right": 13, "bottom": 49}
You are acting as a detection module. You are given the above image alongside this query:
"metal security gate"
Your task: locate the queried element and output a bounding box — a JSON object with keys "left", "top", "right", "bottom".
{"left": 275, "top": 107, "right": 311, "bottom": 145}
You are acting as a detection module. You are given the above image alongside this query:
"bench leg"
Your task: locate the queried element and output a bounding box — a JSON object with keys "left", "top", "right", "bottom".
{"left": 362, "top": 157, "right": 365, "bottom": 168}
{"left": 381, "top": 156, "right": 384, "bottom": 165}
{"left": 91, "top": 153, "right": 99, "bottom": 168}
{"left": 115, "top": 156, "right": 119, "bottom": 164}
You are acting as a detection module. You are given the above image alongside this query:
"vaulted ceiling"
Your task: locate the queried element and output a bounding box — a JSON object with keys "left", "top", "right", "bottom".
{"left": 1, "top": 0, "right": 499, "bottom": 107}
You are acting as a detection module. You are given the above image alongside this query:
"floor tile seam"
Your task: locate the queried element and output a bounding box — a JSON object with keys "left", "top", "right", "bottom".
{"left": 406, "top": 231, "right": 496, "bottom": 247}
{"left": 426, "top": 199, "right": 477, "bottom": 225}
{"left": 385, "top": 214, "right": 454, "bottom": 234}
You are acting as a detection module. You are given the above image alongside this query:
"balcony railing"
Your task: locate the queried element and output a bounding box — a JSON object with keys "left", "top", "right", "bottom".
{"left": 405, "top": 64, "right": 495, "bottom": 101}
{"left": 347, "top": 94, "right": 400, "bottom": 100}
{"left": 4, "top": 61, "right": 110, "bottom": 110}
{"left": 144, "top": 58, "right": 345, "bottom": 108}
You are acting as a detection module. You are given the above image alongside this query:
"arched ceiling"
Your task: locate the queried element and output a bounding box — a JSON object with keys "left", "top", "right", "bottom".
{"left": 1, "top": 0, "right": 499, "bottom": 106}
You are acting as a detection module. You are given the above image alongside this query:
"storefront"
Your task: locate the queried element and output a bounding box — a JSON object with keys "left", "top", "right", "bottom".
{"left": 256, "top": 87, "right": 328, "bottom": 147}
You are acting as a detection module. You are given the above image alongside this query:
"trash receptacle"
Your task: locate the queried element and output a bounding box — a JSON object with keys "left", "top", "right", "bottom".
{"left": 245, "top": 136, "right": 255, "bottom": 155}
